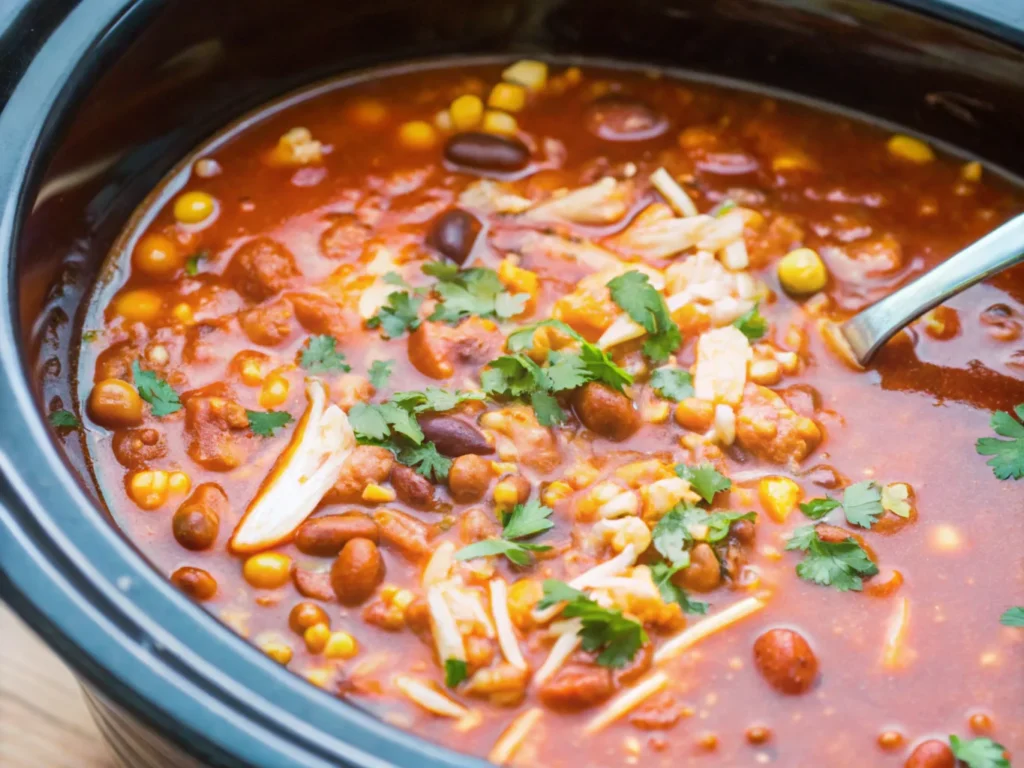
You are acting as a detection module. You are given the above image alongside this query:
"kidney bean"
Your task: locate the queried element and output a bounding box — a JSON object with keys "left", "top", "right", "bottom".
{"left": 460, "top": 506, "right": 501, "bottom": 543}
{"left": 171, "top": 566, "right": 217, "bottom": 601}
{"left": 172, "top": 483, "right": 227, "bottom": 551}
{"left": 292, "top": 568, "right": 335, "bottom": 601}
{"left": 112, "top": 427, "right": 167, "bottom": 468}
{"left": 448, "top": 454, "right": 494, "bottom": 503}
{"left": 330, "top": 537, "right": 384, "bottom": 605}
{"left": 574, "top": 382, "right": 641, "bottom": 441}
{"left": 585, "top": 95, "right": 668, "bottom": 142}
{"left": 752, "top": 628, "right": 819, "bottom": 694}
{"left": 674, "top": 542, "right": 722, "bottom": 592}
{"left": 391, "top": 465, "right": 436, "bottom": 510}
{"left": 288, "top": 601, "right": 329, "bottom": 634}
{"left": 538, "top": 663, "right": 614, "bottom": 710}
{"left": 905, "top": 740, "right": 955, "bottom": 768}
{"left": 419, "top": 414, "right": 492, "bottom": 457}
{"left": 444, "top": 132, "right": 530, "bottom": 173}
{"left": 373, "top": 508, "right": 433, "bottom": 560}
{"left": 295, "top": 512, "right": 379, "bottom": 556}
{"left": 426, "top": 209, "right": 481, "bottom": 265}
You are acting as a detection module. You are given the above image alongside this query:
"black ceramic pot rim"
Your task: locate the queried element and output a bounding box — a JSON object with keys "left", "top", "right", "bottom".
{"left": 0, "top": 1, "right": 1020, "bottom": 767}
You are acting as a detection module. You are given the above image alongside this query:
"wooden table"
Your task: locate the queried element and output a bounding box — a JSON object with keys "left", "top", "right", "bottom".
{"left": 0, "top": 603, "right": 114, "bottom": 768}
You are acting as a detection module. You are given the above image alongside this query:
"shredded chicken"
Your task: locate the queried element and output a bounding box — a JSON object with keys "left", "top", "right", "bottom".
{"left": 693, "top": 325, "right": 752, "bottom": 405}
{"left": 523, "top": 177, "right": 630, "bottom": 225}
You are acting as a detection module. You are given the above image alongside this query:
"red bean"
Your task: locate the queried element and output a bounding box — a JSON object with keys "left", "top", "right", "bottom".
{"left": 904, "top": 739, "right": 955, "bottom": 768}
{"left": 294, "top": 512, "right": 379, "bottom": 556}
{"left": 444, "top": 132, "right": 530, "bottom": 173}
{"left": 418, "top": 414, "right": 492, "bottom": 457}
{"left": 170, "top": 566, "right": 217, "bottom": 600}
{"left": 752, "top": 628, "right": 819, "bottom": 694}
{"left": 426, "top": 209, "right": 481, "bottom": 265}
{"left": 391, "top": 465, "right": 436, "bottom": 510}
{"left": 573, "top": 382, "right": 641, "bottom": 441}
{"left": 330, "top": 538, "right": 384, "bottom": 605}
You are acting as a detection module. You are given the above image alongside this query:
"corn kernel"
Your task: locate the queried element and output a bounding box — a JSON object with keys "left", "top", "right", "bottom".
{"left": 305, "top": 668, "right": 333, "bottom": 688}
{"left": 259, "top": 373, "right": 290, "bottom": 408}
{"left": 240, "top": 358, "right": 265, "bottom": 386}
{"left": 758, "top": 477, "right": 802, "bottom": 523}
{"left": 771, "top": 150, "right": 818, "bottom": 173}
{"left": 887, "top": 134, "right": 934, "bottom": 164}
{"left": 115, "top": 289, "right": 163, "bottom": 324}
{"left": 129, "top": 470, "right": 170, "bottom": 510}
{"left": 243, "top": 552, "right": 293, "bottom": 589}
{"left": 263, "top": 641, "right": 293, "bottom": 665}
{"left": 749, "top": 359, "right": 782, "bottom": 386}
{"left": 450, "top": 94, "right": 484, "bottom": 131}
{"left": 961, "top": 161, "right": 983, "bottom": 182}
{"left": 362, "top": 483, "right": 396, "bottom": 503}
{"left": 304, "top": 622, "right": 331, "bottom": 654}
{"left": 392, "top": 589, "right": 415, "bottom": 611}
{"left": 494, "top": 479, "right": 521, "bottom": 508}
{"left": 502, "top": 60, "right": 548, "bottom": 92}
{"left": 778, "top": 248, "right": 828, "bottom": 296}
{"left": 324, "top": 631, "right": 358, "bottom": 660}
{"left": 398, "top": 120, "right": 437, "bottom": 150}
{"left": 490, "top": 461, "right": 517, "bottom": 475}
{"left": 643, "top": 399, "right": 671, "bottom": 424}
{"left": 173, "top": 191, "right": 216, "bottom": 224}
{"left": 507, "top": 579, "right": 543, "bottom": 630}
{"left": 171, "top": 302, "right": 194, "bottom": 325}
{"left": 488, "top": 82, "right": 527, "bottom": 113}
{"left": 168, "top": 471, "right": 191, "bottom": 494}
{"left": 542, "top": 480, "right": 573, "bottom": 506}
{"left": 481, "top": 110, "right": 518, "bottom": 136}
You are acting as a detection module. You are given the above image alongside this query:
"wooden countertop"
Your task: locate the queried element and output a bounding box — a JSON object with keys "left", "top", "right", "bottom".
{"left": 0, "top": 603, "right": 115, "bottom": 768}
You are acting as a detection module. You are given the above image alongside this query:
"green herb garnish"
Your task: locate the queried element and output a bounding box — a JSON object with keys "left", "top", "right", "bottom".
{"left": 299, "top": 335, "right": 351, "bottom": 374}
{"left": 733, "top": 303, "right": 768, "bottom": 341}
{"left": 48, "top": 409, "right": 80, "bottom": 428}
{"left": 367, "top": 360, "right": 393, "bottom": 390}
{"left": 131, "top": 361, "right": 181, "bottom": 416}
{"left": 649, "top": 368, "right": 694, "bottom": 401}
{"left": 785, "top": 525, "right": 878, "bottom": 591}
{"left": 246, "top": 409, "right": 294, "bottom": 437}
{"left": 444, "top": 658, "right": 468, "bottom": 688}
{"left": 368, "top": 291, "right": 423, "bottom": 339}
{"left": 976, "top": 404, "right": 1024, "bottom": 480}
{"left": 455, "top": 500, "right": 554, "bottom": 566}
{"left": 674, "top": 462, "right": 732, "bottom": 504}
{"left": 607, "top": 270, "right": 682, "bottom": 362}
{"left": 949, "top": 735, "right": 1011, "bottom": 768}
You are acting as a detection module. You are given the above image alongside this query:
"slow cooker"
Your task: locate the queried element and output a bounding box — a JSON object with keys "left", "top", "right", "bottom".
{"left": 1, "top": 1, "right": 1022, "bottom": 766}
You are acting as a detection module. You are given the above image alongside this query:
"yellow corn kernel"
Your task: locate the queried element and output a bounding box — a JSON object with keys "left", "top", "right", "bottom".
{"left": 490, "top": 461, "right": 517, "bottom": 475}
{"left": 115, "top": 289, "right": 163, "bottom": 323}
{"left": 392, "top": 589, "right": 415, "bottom": 611}
{"left": 398, "top": 120, "right": 437, "bottom": 150}
{"left": 497, "top": 258, "right": 539, "bottom": 300}
{"left": 304, "top": 622, "right": 331, "bottom": 654}
{"left": 961, "top": 161, "right": 982, "bottom": 182}
{"left": 541, "top": 480, "right": 573, "bottom": 506}
{"left": 450, "top": 94, "right": 484, "bottom": 131}
{"left": 362, "top": 483, "right": 396, "bottom": 503}
{"left": 324, "top": 631, "right": 358, "bottom": 660}
{"left": 171, "top": 302, "right": 194, "bottom": 325}
{"left": 259, "top": 373, "right": 290, "bottom": 409}
{"left": 493, "top": 479, "right": 521, "bottom": 508}
{"left": 749, "top": 359, "right": 782, "bottom": 386}
{"left": 887, "top": 134, "right": 934, "bottom": 164}
{"left": 379, "top": 585, "right": 399, "bottom": 603}
{"left": 488, "top": 82, "right": 527, "bottom": 113}
{"left": 643, "top": 399, "right": 671, "bottom": 424}
{"left": 305, "top": 668, "right": 333, "bottom": 688}
{"left": 506, "top": 579, "right": 543, "bottom": 630}
{"left": 263, "top": 641, "right": 293, "bottom": 665}
{"left": 129, "top": 470, "right": 170, "bottom": 510}
{"left": 771, "top": 150, "right": 819, "bottom": 173}
{"left": 565, "top": 461, "right": 599, "bottom": 490}
{"left": 481, "top": 110, "right": 518, "bottom": 136}
{"left": 479, "top": 411, "right": 507, "bottom": 430}
{"left": 243, "top": 552, "right": 293, "bottom": 589}
{"left": 758, "top": 477, "right": 802, "bottom": 523}
{"left": 240, "top": 358, "right": 265, "bottom": 386}
{"left": 173, "top": 191, "right": 216, "bottom": 224}
{"left": 349, "top": 98, "right": 387, "bottom": 127}
{"left": 502, "top": 60, "right": 548, "bottom": 92}
{"left": 168, "top": 471, "right": 191, "bottom": 494}
{"left": 778, "top": 247, "right": 828, "bottom": 296}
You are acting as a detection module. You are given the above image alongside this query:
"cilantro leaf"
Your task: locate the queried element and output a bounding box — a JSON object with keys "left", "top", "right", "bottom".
{"left": 733, "top": 303, "right": 768, "bottom": 341}
{"left": 367, "top": 360, "right": 393, "bottom": 390}
{"left": 502, "top": 499, "right": 555, "bottom": 540}
{"left": 397, "top": 442, "right": 451, "bottom": 482}
{"left": 444, "top": 658, "right": 468, "bottom": 688}
{"left": 703, "top": 510, "right": 757, "bottom": 543}
{"left": 999, "top": 606, "right": 1024, "bottom": 627}
{"left": 481, "top": 355, "right": 547, "bottom": 399}
{"left": 675, "top": 462, "right": 731, "bottom": 504}
{"left": 367, "top": 291, "right": 423, "bottom": 339}
{"left": 711, "top": 199, "right": 737, "bottom": 217}
{"left": 299, "top": 335, "right": 351, "bottom": 374}
{"left": 456, "top": 500, "right": 554, "bottom": 565}
{"left": 841, "top": 480, "right": 883, "bottom": 528}
{"left": 347, "top": 403, "right": 392, "bottom": 442}
{"left": 649, "top": 368, "right": 694, "bottom": 401}
{"left": 540, "top": 580, "right": 648, "bottom": 668}
{"left": 246, "top": 409, "right": 294, "bottom": 437}
{"left": 544, "top": 351, "right": 591, "bottom": 392}
{"left": 426, "top": 265, "right": 526, "bottom": 324}
{"left": 880, "top": 483, "right": 912, "bottom": 518}
{"left": 949, "top": 735, "right": 1011, "bottom": 768}
{"left": 976, "top": 404, "right": 1024, "bottom": 480}
{"left": 506, "top": 320, "right": 583, "bottom": 352}
{"left": 390, "top": 387, "right": 484, "bottom": 415}
{"left": 530, "top": 391, "right": 566, "bottom": 427}
{"left": 131, "top": 361, "right": 181, "bottom": 417}
{"left": 184, "top": 250, "right": 208, "bottom": 276}
{"left": 383, "top": 271, "right": 411, "bottom": 288}
{"left": 799, "top": 497, "right": 841, "bottom": 520}
{"left": 578, "top": 342, "right": 633, "bottom": 393}
{"left": 651, "top": 562, "right": 708, "bottom": 615}
{"left": 651, "top": 507, "right": 694, "bottom": 567}
{"left": 48, "top": 409, "right": 80, "bottom": 428}
{"left": 785, "top": 525, "right": 878, "bottom": 591}
{"left": 421, "top": 261, "right": 460, "bottom": 281}
{"left": 607, "top": 271, "right": 682, "bottom": 363}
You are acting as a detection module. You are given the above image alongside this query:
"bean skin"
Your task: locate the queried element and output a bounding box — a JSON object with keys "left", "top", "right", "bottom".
{"left": 391, "top": 465, "right": 436, "bottom": 510}
{"left": 574, "top": 382, "right": 641, "bottom": 441}
{"left": 448, "top": 454, "right": 494, "bottom": 503}
{"left": 904, "top": 739, "right": 955, "bottom": 768}
{"left": 419, "top": 414, "right": 492, "bottom": 457}
{"left": 288, "top": 601, "right": 329, "bottom": 634}
{"left": 170, "top": 566, "right": 217, "bottom": 600}
{"left": 172, "top": 483, "right": 227, "bottom": 551}
{"left": 444, "top": 132, "right": 530, "bottom": 173}
{"left": 752, "top": 628, "right": 819, "bottom": 694}
{"left": 292, "top": 568, "right": 335, "bottom": 602}
{"left": 331, "top": 538, "right": 384, "bottom": 605}
{"left": 295, "top": 512, "right": 379, "bottom": 556}
{"left": 426, "top": 209, "right": 481, "bottom": 265}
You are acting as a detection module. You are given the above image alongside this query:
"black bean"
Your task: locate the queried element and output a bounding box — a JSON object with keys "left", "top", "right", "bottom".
{"left": 444, "top": 132, "right": 530, "bottom": 173}
{"left": 426, "top": 209, "right": 481, "bottom": 265}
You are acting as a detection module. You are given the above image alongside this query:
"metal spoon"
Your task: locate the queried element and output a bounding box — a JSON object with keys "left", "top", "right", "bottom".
{"left": 841, "top": 213, "right": 1024, "bottom": 365}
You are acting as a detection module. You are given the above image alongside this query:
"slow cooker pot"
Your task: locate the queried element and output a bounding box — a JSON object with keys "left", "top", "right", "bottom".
{"left": 1, "top": 1, "right": 1022, "bottom": 766}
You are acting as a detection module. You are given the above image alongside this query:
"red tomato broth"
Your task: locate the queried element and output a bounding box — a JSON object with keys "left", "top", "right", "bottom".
{"left": 76, "top": 61, "right": 1023, "bottom": 767}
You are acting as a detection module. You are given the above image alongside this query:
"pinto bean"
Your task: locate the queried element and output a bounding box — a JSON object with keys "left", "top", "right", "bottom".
{"left": 239, "top": 299, "right": 294, "bottom": 346}
{"left": 172, "top": 483, "right": 227, "bottom": 551}
{"left": 391, "top": 465, "right": 436, "bottom": 510}
{"left": 674, "top": 543, "right": 722, "bottom": 593}
{"left": 904, "top": 740, "right": 955, "bottom": 768}
{"left": 538, "top": 663, "right": 614, "bottom": 710}
{"left": 614, "top": 641, "right": 653, "bottom": 686}
{"left": 752, "top": 628, "right": 819, "bottom": 694}
{"left": 292, "top": 568, "right": 335, "bottom": 601}
{"left": 226, "top": 237, "right": 299, "bottom": 302}
{"left": 460, "top": 506, "right": 500, "bottom": 543}
{"left": 426, "top": 209, "right": 481, "bottom": 265}
{"left": 88, "top": 379, "right": 144, "bottom": 428}
{"left": 418, "top": 414, "right": 492, "bottom": 457}
{"left": 373, "top": 508, "right": 433, "bottom": 559}
{"left": 407, "top": 318, "right": 503, "bottom": 379}
{"left": 295, "top": 513, "right": 380, "bottom": 556}
{"left": 288, "top": 601, "right": 330, "bottom": 634}
{"left": 325, "top": 445, "right": 394, "bottom": 503}
{"left": 448, "top": 455, "right": 494, "bottom": 503}
{"left": 112, "top": 427, "right": 167, "bottom": 468}
{"left": 171, "top": 566, "right": 217, "bottom": 600}
{"left": 330, "top": 538, "right": 384, "bottom": 605}
{"left": 574, "top": 382, "right": 640, "bottom": 441}
{"left": 444, "top": 132, "right": 530, "bottom": 173}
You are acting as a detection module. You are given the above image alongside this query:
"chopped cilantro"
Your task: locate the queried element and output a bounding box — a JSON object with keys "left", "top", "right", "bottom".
{"left": 397, "top": 442, "right": 451, "bottom": 483}
{"left": 528, "top": 390, "right": 566, "bottom": 428}
{"left": 81, "top": 330, "right": 99, "bottom": 343}
{"left": 367, "top": 291, "right": 423, "bottom": 339}
{"left": 390, "top": 387, "right": 485, "bottom": 415}
{"left": 975, "top": 403, "right": 1024, "bottom": 480}
{"left": 424, "top": 263, "right": 527, "bottom": 324}
{"left": 538, "top": 580, "right": 648, "bottom": 668}
{"left": 455, "top": 500, "right": 554, "bottom": 566}
{"left": 444, "top": 658, "right": 468, "bottom": 688}
{"left": 299, "top": 335, "right": 351, "bottom": 374}
{"left": 651, "top": 506, "right": 694, "bottom": 567}
{"left": 607, "top": 271, "right": 682, "bottom": 362}
{"left": 184, "top": 250, "right": 208, "bottom": 276}
{"left": 711, "top": 199, "right": 737, "bottom": 217}
{"left": 544, "top": 350, "right": 591, "bottom": 392}
{"left": 367, "top": 360, "right": 393, "bottom": 390}
{"left": 733, "top": 303, "right": 768, "bottom": 341}
{"left": 131, "top": 361, "right": 181, "bottom": 417}
{"left": 383, "top": 271, "right": 410, "bottom": 288}
{"left": 999, "top": 606, "right": 1024, "bottom": 628}
{"left": 48, "top": 409, "right": 80, "bottom": 428}
{"left": 949, "top": 735, "right": 1011, "bottom": 768}
{"left": 246, "top": 409, "right": 294, "bottom": 437}
{"left": 799, "top": 497, "right": 841, "bottom": 520}
{"left": 505, "top": 319, "right": 579, "bottom": 353}
{"left": 840, "top": 480, "right": 884, "bottom": 528}
{"left": 651, "top": 561, "right": 709, "bottom": 615}
{"left": 785, "top": 525, "right": 879, "bottom": 591}
{"left": 675, "top": 462, "right": 732, "bottom": 504}
{"left": 649, "top": 368, "right": 694, "bottom": 401}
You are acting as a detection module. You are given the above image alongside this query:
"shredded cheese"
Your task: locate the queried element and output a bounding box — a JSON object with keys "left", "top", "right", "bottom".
{"left": 583, "top": 672, "right": 669, "bottom": 734}
{"left": 650, "top": 168, "right": 699, "bottom": 217}
{"left": 489, "top": 707, "right": 543, "bottom": 765}
{"left": 422, "top": 541, "right": 456, "bottom": 587}
{"left": 490, "top": 579, "right": 527, "bottom": 670}
{"left": 428, "top": 586, "right": 466, "bottom": 663}
{"left": 394, "top": 675, "right": 469, "bottom": 719}
{"left": 654, "top": 596, "right": 767, "bottom": 663}
{"left": 533, "top": 620, "right": 582, "bottom": 687}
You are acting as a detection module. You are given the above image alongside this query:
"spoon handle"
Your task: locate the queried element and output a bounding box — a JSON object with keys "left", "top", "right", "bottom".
{"left": 841, "top": 212, "right": 1024, "bottom": 365}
